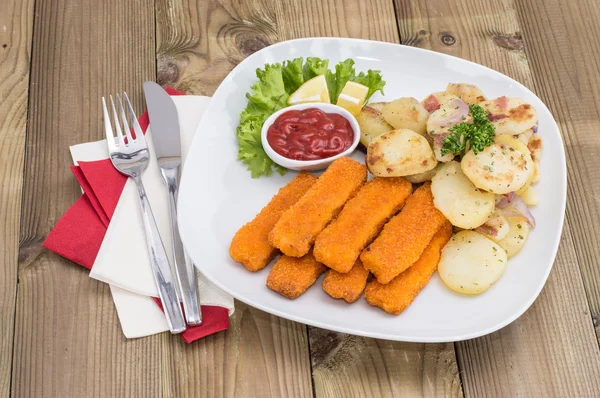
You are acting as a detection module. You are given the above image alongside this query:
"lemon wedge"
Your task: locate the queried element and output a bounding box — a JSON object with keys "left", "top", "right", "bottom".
{"left": 336, "top": 81, "right": 369, "bottom": 115}
{"left": 288, "top": 75, "right": 330, "bottom": 105}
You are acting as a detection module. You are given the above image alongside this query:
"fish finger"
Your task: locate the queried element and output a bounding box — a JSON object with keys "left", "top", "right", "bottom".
{"left": 314, "top": 177, "right": 412, "bottom": 273}
{"left": 266, "top": 251, "right": 327, "bottom": 299}
{"left": 365, "top": 221, "right": 452, "bottom": 314}
{"left": 322, "top": 259, "right": 370, "bottom": 303}
{"left": 230, "top": 172, "right": 317, "bottom": 271}
{"left": 360, "top": 182, "right": 447, "bottom": 284}
{"left": 269, "top": 157, "right": 367, "bottom": 257}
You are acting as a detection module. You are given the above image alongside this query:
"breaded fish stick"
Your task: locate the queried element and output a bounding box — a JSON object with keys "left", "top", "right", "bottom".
{"left": 230, "top": 172, "right": 317, "bottom": 271}
{"left": 365, "top": 221, "right": 452, "bottom": 314}
{"left": 269, "top": 157, "right": 367, "bottom": 257}
{"left": 360, "top": 182, "right": 447, "bottom": 284}
{"left": 322, "top": 259, "right": 370, "bottom": 303}
{"left": 266, "top": 251, "right": 327, "bottom": 299}
{"left": 314, "top": 177, "right": 412, "bottom": 273}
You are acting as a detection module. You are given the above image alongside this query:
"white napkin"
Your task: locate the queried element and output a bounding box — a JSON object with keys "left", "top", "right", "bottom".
{"left": 70, "top": 95, "right": 234, "bottom": 338}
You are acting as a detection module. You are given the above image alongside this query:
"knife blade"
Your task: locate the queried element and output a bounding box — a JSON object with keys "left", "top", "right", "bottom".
{"left": 143, "top": 81, "right": 202, "bottom": 325}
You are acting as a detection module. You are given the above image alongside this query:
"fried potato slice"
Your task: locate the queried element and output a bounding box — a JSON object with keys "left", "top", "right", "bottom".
{"left": 421, "top": 91, "right": 460, "bottom": 113}
{"left": 438, "top": 230, "right": 507, "bottom": 295}
{"left": 497, "top": 215, "right": 531, "bottom": 258}
{"left": 381, "top": 97, "right": 429, "bottom": 135}
{"left": 461, "top": 142, "right": 533, "bottom": 194}
{"left": 357, "top": 104, "right": 394, "bottom": 146}
{"left": 446, "top": 83, "right": 486, "bottom": 104}
{"left": 366, "top": 129, "right": 437, "bottom": 177}
{"left": 431, "top": 161, "right": 495, "bottom": 229}
{"left": 480, "top": 96, "right": 538, "bottom": 135}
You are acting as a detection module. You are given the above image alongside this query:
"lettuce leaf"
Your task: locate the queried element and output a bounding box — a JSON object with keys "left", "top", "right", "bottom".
{"left": 236, "top": 63, "right": 288, "bottom": 177}
{"left": 237, "top": 57, "right": 386, "bottom": 178}
{"left": 354, "top": 69, "right": 386, "bottom": 101}
{"left": 281, "top": 58, "right": 304, "bottom": 95}
{"left": 302, "top": 57, "right": 329, "bottom": 81}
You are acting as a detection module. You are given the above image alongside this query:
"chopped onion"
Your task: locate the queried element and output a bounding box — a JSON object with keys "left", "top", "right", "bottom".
{"left": 437, "top": 99, "right": 469, "bottom": 127}
{"left": 496, "top": 192, "right": 515, "bottom": 209}
{"left": 501, "top": 195, "right": 536, "bottom": 228}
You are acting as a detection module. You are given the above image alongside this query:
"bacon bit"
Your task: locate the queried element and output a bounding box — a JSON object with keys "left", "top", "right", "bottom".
{"left": 433, "top": 133, "right": 449, "bottom": 145}
{"left": 423, "top": 95, "right": 441, "bottom": 113}
{"left": 495, "top": 96, "right": 509, "bottom": 110}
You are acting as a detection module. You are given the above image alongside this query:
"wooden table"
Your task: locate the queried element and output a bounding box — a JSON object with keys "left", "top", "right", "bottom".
{"left": 2, "top": 0, "right": 600, "bottom": 396}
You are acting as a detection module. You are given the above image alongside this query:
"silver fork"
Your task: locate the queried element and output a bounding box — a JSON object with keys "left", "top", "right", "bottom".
{"left": 102, "top": 93, "right": 186, "bottom": 334}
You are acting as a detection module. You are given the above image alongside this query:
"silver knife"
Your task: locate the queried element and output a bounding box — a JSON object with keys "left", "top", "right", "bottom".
{"left": 143, "top": 82, "right": 202, "bottom": 325}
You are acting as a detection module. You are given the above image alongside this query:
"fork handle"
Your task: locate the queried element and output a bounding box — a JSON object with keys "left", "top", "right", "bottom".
{"left": 133, "top": 175, "right": 186, "bottom": 334}
{"left": 161, "top": 166, "right": 202, "bottom": 325}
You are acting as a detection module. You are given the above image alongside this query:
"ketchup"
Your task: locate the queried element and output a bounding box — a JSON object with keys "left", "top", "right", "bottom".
{"left": 266, "top": 108, "right": 354, "bottom": 161}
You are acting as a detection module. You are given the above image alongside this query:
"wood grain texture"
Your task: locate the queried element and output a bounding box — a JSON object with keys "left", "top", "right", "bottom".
{"left": 310, "top": 329, "right": 461, "bottom": 398}
{"left": 514, "top": 0, "right": 600, "bottom": 342}
{"left": 0, "top": 0, "right": 34, "bottom": 395}
{"left": 155, "top": 1, "right": 313, "bottom": 397}
{"left": 156, "top": 0, "right": 462, "bottom": 396}
{"left": 395, "top": 0, "right": 600, "bottom": 396}
{"left": 12, "top": 0, "right": 159, "bottom": 396}
{"left": 160, "top": 301, "right": 312, "bottom": 398}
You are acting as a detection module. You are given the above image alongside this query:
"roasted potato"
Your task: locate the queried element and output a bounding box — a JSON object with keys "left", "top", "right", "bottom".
{"left": 446, "top": 83, "right": 487, "bottom": 104}
{"left": 431, "top": 161, "right": 495, "bottom": 229}
{"left": 518, "top": 186, "right": 540, "bottom": 206}
{"left": 381, "top": 98, "right": 430, "bottom": 136}
{"left": 404, "top": 163, "right": 442, "bottom": 184}
{"left": 480, "top": 97, "right": 538, "bottom": 135}
{"left": 474, "top": 209, "right": 510, "bottom": 242}
{"left": 461, "top": 143, "right": 534, "bottom": 194}
{"left": 494, "top": 134, "right": 531, "bottom": 156}
{"left": 528, "top": 135, "right": 543, "bottom": 183}
{"left": 516, "top": 128, "right": 534, "bottom": 146}
{"left": 421, "top": 91, "right": 460, "bottom": 113}
{"left": 357, "top": 105, "right": 394, "bottom": 146}
{"left": 493, "top": 135, "right": 534, "bottom": 194}
{"left": 366, "top": 129, "right": 437, "bottom": 177}
{"left": 438, "top": 230, "right": 507, "bottom": 295}
{"left": 497, "top": 216, "right": 531, "bottom": 258}
{"left": 368, "top": 102, "right": 387, "bottom": 112}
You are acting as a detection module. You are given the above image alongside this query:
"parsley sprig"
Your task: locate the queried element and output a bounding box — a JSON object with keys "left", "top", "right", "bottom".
{"left": 441, "top": 104, "right": 496, "bottom": 158}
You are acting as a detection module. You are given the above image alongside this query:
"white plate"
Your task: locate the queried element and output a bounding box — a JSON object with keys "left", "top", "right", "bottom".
{"left": 178, "top": 38, "right": 566, "bottom": 342}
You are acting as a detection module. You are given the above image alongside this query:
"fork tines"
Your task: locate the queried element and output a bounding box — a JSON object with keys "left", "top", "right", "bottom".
{"left": 102, "top": 92, "right": 145, "bottom": 149}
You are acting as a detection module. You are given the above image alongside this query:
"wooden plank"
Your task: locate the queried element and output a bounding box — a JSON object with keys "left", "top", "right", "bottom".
{"left": 515, "top": 0, "right": 600, "bottom": 342}
{"left": 394, "top": 0, "right": 600, "bottom": 396}
{"left": 310, "top": 330, "right": 461, "bottom": 397}
{"left": 154, "top": 1, "right": 313, "bottom": 397}
{"left": 156, "top": 0, "right": 463, "bottom": 397}
{"left": 11, "top": 0, "right": 161, "bottom": 397}
{"left": 0, "top": 0, "right": 34, "bottom": 395}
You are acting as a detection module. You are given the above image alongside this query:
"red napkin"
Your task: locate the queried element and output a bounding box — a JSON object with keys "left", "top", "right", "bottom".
{"left": 43, "top": 87, "right": 230, "bottom": 342}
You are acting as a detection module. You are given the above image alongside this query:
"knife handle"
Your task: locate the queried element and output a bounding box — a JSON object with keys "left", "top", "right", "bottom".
{"left": 160, "top": 166, "right": 203, "bottom": 325}
{"left": 132, "top": 175, "right": 186, "bottom": 334}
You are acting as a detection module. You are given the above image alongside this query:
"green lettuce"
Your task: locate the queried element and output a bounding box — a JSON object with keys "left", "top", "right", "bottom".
{"left": 237, "top": 57, "right": 386, "bottom": 177}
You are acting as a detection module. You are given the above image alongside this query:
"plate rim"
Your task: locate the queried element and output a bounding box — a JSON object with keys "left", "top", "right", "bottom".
{"left": 178, "top": 37, "right": 567, "bottom": 342}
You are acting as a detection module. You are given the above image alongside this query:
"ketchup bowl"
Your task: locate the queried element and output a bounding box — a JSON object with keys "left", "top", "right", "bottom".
{"left": 261, "top": 103, "right": 361, "bottom": 171}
